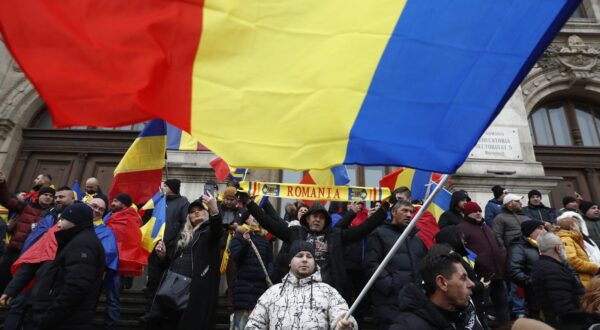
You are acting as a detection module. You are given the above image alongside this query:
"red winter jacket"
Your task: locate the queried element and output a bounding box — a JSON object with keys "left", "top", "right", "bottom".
{"left": 0, "top": 182, "right": 49, "bottom": 251}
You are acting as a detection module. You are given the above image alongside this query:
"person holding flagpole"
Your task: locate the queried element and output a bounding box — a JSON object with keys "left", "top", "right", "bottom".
{"left": 240, "top": 190, "right": 391, "bottom": 303}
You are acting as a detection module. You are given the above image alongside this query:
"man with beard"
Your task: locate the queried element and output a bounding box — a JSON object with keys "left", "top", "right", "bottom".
{"left": 21, "top": 174, "right": 53, "bottom": 203}
{"left": 22, "top": 186, "right": 76, "bottom": 252}
{"left": 391, "top": 249, "right": 482, "bottom": 330}
{"left": 82, "top": 177, "right": 108, "bottom": 203}
{"left": 531, "top": 232, "right": 584, "bottom": 328}
{"left": 438, "top": 190, "right": 470, "bottom": 229}
{"left": 364, "top": 200, "right": 427, "bottom": 329}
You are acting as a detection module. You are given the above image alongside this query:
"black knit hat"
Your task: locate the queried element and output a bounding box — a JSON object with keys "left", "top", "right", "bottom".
{"left": 528, "top": 189, "right": 542, "bottom": 200}
{"left": 60, "top": 203, "right": 93, "bottom": 226}
{"left": 491, "top": 185, "right": 505, "bottom": 199}
{"left": 563, "top": 196, "right": 577, "bottom": 207}
{"left": 580, "top": 201, "right": 597, "bottom": 215}
{"left": 38, "top": 186, "right": 56, "bottom": 197}
{"left": 521, "top": 220, "right": 544, "bottom": 237}
{"left": 115, "top": 193, "right": 132, "bottom": 207}
{"left": 288, "top": 240, "right": 316, "bottom": 264}
{"left": 164, "top": 179, "right": 181, "bottom": 195}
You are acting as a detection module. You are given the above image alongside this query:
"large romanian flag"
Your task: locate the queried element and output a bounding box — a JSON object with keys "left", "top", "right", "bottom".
{"left": 109, "top": 120, "right": 166, "bottom": 204}
{"left": 0, "top": 1, "right": 579, "bottom": 173}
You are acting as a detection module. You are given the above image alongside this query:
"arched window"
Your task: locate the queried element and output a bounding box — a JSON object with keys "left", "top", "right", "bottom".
{"left": 529, "top": 100, "right": 600, "bottom": 147}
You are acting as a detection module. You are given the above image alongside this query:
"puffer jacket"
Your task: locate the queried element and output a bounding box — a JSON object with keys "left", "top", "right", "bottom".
{"left": 390, "top": 283, "right": 483, "bottom": 330}
{"left": 230, "top": 231, "right": 273, "bottom": 310}
{"left": 438, "top": 190, "right": 469, "bottom": 229}
{"left": 557, "top": 230, "right": 599, "bottom": 287}
{"left": 457, "top": 216, "right": 506, "bottom": 280}
{"left": 508, "top": 237, "right": 539, "bottom": 287}
{"left": 363, "top": 223, "right": 427, "bottom": 324}
{"left": 245, "top": 270, "right": 357, "bottom": 330}
{"left": 492, "top": 208, "right": 531, "bottom": 248}
{"left": 522, "top": 203, "right": 558, "bottom": 223}
{"left": 30, "top": 225, "right": 105, "bottom": 329}
{"left": 508, "top": 236, "right": 540, "bottom": 313}
{"left": 531, "top": 255, "right": 585, "bottom": 327}
{"left": 0, "top": 181, "right": 50, "bottom": 251}
{"left": 484, "top": 198, "right": 503, "bottom": 226}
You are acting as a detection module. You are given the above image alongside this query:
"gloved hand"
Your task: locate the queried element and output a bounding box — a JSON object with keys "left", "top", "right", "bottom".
{"left": 237, "top": 190, "right": 250, "bottom": 205}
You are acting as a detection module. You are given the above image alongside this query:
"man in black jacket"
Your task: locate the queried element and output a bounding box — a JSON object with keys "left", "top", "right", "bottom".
{"left": 243, "top": 193, "right": 387, "bottom": 302}
{"left": 26, "top": 203, "right": 105, "bottom": 329}
{"left": 508, "top": 220, "right": 545, "bottom": 319}
{"left": 438, "top": 190, "right": 470, "bottom": 229}
{"left": 142, "top": 178, "right": 189, "bottom": 322}
{"left": 364, "top": 199, "right": 427, "bottom": 329}
{"left": 391, "top": 250, "right": 482, "bottom": 330}
{"left": 531, "top": 231, "right": 585, "bottom": 328}
{"left": 522, "top": 189, "right": 557, "bottom": 225}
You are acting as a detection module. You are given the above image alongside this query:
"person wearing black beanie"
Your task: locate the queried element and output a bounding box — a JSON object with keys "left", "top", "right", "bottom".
{"left": 25, "top": 202, "right": 105, "bottom": 329}
{"left": 523, "top": 189, "right": 557, "bottom": 224}
{"left": 581, "top": 201, "right": 600, "bottom": 247}
{"left": 163, "top": 179, "right": 181, "bottom": 195}
{"left": 485, "top": 185, "right": 507, "bottom": 226}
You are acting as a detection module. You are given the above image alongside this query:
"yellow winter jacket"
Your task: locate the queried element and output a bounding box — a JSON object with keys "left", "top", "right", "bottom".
{"left": 557, "top": 230, "right": 599, "bottom": 287}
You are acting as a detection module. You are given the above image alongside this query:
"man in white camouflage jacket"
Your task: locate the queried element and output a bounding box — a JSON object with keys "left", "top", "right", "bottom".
{"left": 246, "top": 240, "right": 357, "bottom": 330}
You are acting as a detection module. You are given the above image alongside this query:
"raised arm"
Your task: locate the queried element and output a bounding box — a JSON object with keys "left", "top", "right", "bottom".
{"left": 246, "top": 201, "right": 291, "bottom": 242}
{"left": 334, "top": 210, "right": 357, "bottom": 229}
{"left": 341, "top": 206, "right": 387, "bottom": 245}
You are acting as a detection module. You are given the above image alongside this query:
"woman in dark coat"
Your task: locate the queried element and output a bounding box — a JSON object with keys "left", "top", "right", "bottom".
{"left": 229, "top": 211, "right": 273, "bottom": 329}
{"left": 149, "top": 193, "right": 223, "bottom": 330}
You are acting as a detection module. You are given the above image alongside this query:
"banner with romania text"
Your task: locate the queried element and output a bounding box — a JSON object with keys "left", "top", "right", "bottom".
{"left": 240, "top": 181, "right": 390, "bottom": 203}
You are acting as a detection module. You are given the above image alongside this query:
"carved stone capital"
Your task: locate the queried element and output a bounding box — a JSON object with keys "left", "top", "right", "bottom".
{"left": 0, "top": 118, "right": 15, "bottom": 139}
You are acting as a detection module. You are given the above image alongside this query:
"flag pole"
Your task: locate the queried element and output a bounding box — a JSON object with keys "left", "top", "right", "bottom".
{"left": 345, "top": 174, "right": 451, "bottom": 320}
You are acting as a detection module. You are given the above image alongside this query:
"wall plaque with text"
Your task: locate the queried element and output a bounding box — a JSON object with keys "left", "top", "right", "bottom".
{"left": 469, "top": 127, "right": 522, "bottom": 160}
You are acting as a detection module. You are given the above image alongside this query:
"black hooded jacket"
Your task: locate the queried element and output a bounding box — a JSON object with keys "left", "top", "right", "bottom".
{"left": 164, "top": 194, "right": 190, "bottom": 249}
{"left": 363, "top": 223, "right": 427, "bottom": 324}
{"left": 391, "top": 284, "right": 483, "bottom": 330}
{"left": 246, "top": 200, "right": 386, "bottom": 300}
{"left": 438, "top": 190, "right": 470, "bottom": 229}
{"left": 30, "top": 224, "right": 105, "bottom": 329}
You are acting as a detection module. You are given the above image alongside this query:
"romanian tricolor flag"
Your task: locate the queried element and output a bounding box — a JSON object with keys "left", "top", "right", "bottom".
{"left": 427, "top": 182, "right": 453, "bottom": 221}
{"left": 109, "top": 120, "right": 166, "bottom": 205}
{"left": 380, "top": 168, "right": 435, "bottom": 200}
{"left": 210, "top": 157, "right": 247, "bottom": 183}
{"left": 140, "top": 193, "right": 167, "bottom": 253}
{"left": 166, "top": 123, "right": 207, "bottom": 151}
{"left": 0, "top": 1, "right": 579, "bottom": 173}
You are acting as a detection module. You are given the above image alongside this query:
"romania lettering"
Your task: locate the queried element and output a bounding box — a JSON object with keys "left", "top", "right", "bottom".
{"left": 240, "top": 181, "right": 390, "bottom": 202}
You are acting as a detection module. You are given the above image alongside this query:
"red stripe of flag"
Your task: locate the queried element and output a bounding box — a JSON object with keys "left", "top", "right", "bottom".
{"left": 109, "top": 170, "right": 163, "bottom": 205}
{"left": 0, "top": 0, "right": 203, "bottom": 129}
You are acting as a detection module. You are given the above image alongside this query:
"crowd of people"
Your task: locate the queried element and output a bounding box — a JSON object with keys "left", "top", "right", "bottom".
{"left": 0, "top": 171, "right": 599, "bottom": 330}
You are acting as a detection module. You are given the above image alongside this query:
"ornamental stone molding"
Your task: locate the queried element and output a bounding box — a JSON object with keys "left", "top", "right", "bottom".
{"left": 522, "top": 34, "right": 600, "bottom": 112}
